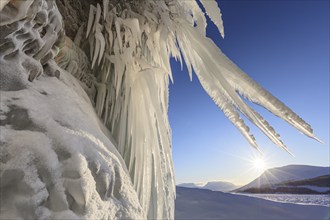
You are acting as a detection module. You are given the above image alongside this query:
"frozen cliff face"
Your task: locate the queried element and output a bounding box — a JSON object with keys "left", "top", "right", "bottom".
{"left": 1, "top": 0, "right": 320, "bottom": 219}
{"left": 0, "top": 0, "right": 144, "bottom": 219}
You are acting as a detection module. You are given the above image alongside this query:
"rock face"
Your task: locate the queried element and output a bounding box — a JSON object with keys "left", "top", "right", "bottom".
{"left": 0, "top": 0, "right": 144, "bottom": 219}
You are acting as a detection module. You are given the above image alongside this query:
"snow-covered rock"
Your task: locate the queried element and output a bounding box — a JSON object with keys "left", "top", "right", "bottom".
{"left": 0, "top": 70, "right": 145, "bottom": 219}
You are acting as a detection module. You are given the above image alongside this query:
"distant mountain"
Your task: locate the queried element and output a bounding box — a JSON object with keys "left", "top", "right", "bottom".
{"left": 177, "top": 183, "right": 203, "bottom": 189}
{"left": 203, "top": 181, "right": 239, "bottom": 192}
{"left": 236, "top": 165, "right": 330, "bottom": 194}
{"left": 239, "top": 175, "right": 330, "bottom": 194}
{"left": 237, "top": 165, "right": 330, "bottom": 191}
{"left": 178, "top": 181, "right": 240, "bottom": 192}
{"left": 175, "top": 187, "right": 329, "bottom": 219}
{"left": 284, "top": 175, "right": 330, "bottom": 187}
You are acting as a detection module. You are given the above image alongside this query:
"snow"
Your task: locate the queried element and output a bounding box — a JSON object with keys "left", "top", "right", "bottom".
{"left": 176, "top": 187, "right": 330, "bottom": 219}
{"left": 0, "top": 69, "right": 145, "bottom": 219}
{"left": 238, "top": 165, "right": 330, "bottom": 191}
{"left": 238, "top": 193, "right": 330, "bottom": 207}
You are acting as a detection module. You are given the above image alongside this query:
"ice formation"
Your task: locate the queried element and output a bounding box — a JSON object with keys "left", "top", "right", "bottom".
{"left": 0, "top": 0, "right": 144, "bottom": 219}
{"left": 0, "top": 0, "right": 319, "bottom": 219}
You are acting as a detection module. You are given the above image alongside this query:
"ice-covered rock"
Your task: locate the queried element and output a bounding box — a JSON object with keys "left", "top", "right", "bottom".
{"left": 0, "top": 1, "right": 144, "bottom": 219}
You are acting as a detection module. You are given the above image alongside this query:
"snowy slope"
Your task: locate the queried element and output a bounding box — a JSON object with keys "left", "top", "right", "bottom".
{"left": 237, "top": 165, "right": 330, "bottom": 191}
{"left": 175, "top": 187, "right": 330, "bottom": 219}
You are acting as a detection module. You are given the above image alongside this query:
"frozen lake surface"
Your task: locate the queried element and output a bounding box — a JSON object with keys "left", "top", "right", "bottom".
{"left": 238, "top": 193, "right": 330, "bottom": 207}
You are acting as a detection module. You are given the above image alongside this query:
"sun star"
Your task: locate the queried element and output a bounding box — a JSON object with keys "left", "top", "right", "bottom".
{"left": 253, "top": 158, "right": 266, "bottom": 170}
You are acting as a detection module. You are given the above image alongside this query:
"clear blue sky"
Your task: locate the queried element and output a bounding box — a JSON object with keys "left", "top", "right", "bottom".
{"left": 169, "top": 0, "right": 329, "bottom": 185}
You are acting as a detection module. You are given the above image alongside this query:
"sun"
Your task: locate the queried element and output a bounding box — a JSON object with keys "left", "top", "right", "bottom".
{"left": 253, "top": 157, "right": 266, "bottom": 171}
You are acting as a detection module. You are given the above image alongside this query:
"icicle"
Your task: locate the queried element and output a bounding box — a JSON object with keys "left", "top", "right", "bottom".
{"left": 94, "top": 4, "right": 102, "bottom": 32}
{"left": 179, "top": 1, "right": 207, "bottom": 35}
{"left": 103, "top": 0, "right": 109, "bottom": 20}
{"left": 96, "top": 83, "right": 107, "bottom": 117}
{"left": 96, "top": 30, "right": 105, "bottom": 65}
{"left": 86, "top": 5, "right": 96, "bottom": 38}
{"left": 179, "top": 22, "right": 316, "bottom": 154}
{"left": 91, "top": 37, "right": 100, "bottom": 68}
{"left": 200, "top": 0, "right": 225, "bottom": 38}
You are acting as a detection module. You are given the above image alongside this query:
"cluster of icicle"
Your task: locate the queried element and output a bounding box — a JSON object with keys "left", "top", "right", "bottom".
{"left": 72, "top": 0, "right": 320, "bottom": 219}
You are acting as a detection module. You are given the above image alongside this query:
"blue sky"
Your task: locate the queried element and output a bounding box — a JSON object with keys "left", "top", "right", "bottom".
{"left": 169, "top": 0, "right": 329, "bottom": 185}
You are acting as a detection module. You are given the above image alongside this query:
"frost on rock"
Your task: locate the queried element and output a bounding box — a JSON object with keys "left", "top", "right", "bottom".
{"left": 0, "top": 0, "right": 319, "bottom": 219}
{"left": 0, "top": 1, "right": 144, "bottom": 219}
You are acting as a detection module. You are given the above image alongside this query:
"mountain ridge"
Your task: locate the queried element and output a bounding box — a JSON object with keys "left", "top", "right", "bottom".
{"left": 178, "top": 181, "right": 240, "bottom": 192}
{"left": 235, "top": 165, "right": 330, "bottom": 194}
{"left": 236, "top": 164, "right": 330, "bottom": 191}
